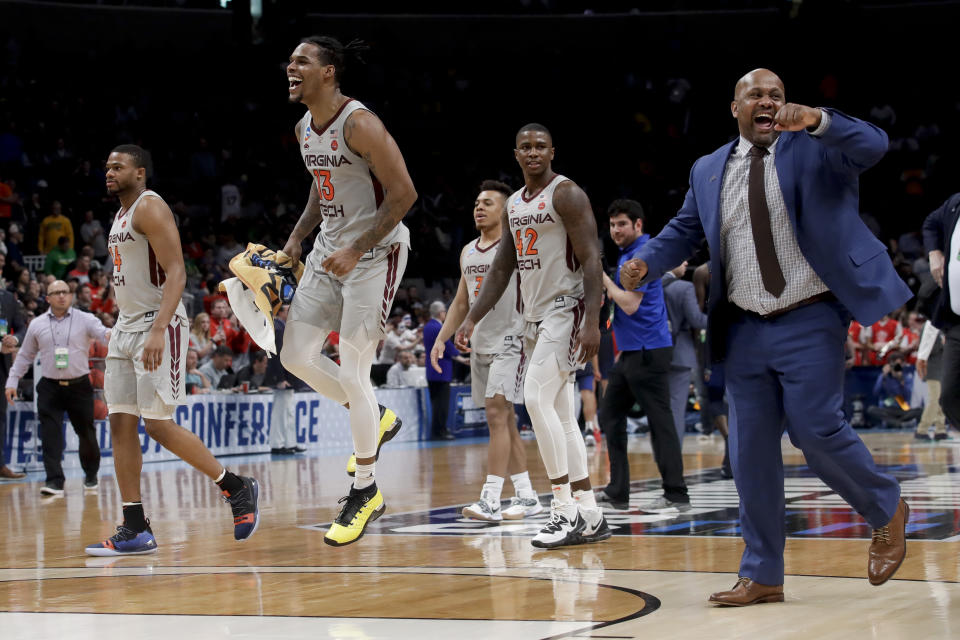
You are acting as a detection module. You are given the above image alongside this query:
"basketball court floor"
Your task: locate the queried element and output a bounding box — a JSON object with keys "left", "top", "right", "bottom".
{"left": 2, "top": 430, "right": 958, "bottom": 639}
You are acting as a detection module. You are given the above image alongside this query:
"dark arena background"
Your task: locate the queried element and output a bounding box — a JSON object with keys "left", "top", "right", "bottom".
{"left": 1, "top": 1, "right": 959, "bottom": 639}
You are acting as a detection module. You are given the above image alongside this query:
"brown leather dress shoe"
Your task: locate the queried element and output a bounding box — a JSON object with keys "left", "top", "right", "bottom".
{"left": 708, "top": 577, "right": 784, "bottom": 606}
{"left": 869, "top": 498, "right": 909, "bottom": 586}
{"left": 0, "top": 465, "right": 26, "bottom": 479}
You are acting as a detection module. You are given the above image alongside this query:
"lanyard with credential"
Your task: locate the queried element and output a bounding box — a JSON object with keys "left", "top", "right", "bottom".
{"left": 49, "top": 312, "right": 74, "bottom": 371}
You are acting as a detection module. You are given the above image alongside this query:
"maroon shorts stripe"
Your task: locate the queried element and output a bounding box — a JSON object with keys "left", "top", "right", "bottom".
{"left": 568, "top": 298, "right": 585, "bottom": 361}
{"left": 380, "top": 246, "right": 400, "bottom": 329}
{"left": 167, "top": 322, "right": 182, "bottom": 397}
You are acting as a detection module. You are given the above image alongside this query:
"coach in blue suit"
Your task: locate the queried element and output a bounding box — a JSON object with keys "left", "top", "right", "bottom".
{"left": 621, "top": 69, "right": 911, "bottom": 606}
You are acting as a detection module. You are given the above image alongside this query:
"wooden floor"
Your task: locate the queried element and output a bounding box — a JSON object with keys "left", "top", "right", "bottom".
{"left": 1, "top": 430, "right": 959, "bottom": 639}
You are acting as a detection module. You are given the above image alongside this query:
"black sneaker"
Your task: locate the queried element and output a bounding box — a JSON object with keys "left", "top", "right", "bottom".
{"left": 40, "top": 482, "right": 64, "bottom": 497}
{"left": 221, "top": 476, "right": 260, "bottom": 541}
{"left": 914, "top": 431, "right": 932, "bottom": 441}
{"left": 84, "top": 476, "right": 99, "bottom": 491}
{"left": 934, "top": 432, "right": 949, "bottom": 441}
{"left": 580, "top": 509, "right": 613, "bottom": 543}
{"left": 596, "top": 489, "right": 629, "bottom": 511}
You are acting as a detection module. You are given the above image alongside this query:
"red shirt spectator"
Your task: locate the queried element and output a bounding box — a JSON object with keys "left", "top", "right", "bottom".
{"left": 863, "top": 315, "right": 902, "bottom": 366}
{"left": 848, "top": 321, "right": 867, "bottom": 366}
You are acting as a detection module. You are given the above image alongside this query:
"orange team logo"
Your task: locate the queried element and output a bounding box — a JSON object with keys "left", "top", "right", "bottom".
{"left": 331, "top": 140, "right": 339, "bottom": 150}
{"left": 538, "top": 202, "right": 546, "bottom": 210}
{"left": 121, "top": 220, "right": 127, "bottom": 228}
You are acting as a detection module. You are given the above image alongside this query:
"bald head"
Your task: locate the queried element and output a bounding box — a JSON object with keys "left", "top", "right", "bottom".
{"left": 731, "top": 68, "right": 785, "bottom": 147}
{"left": 46, "top": 279, "right": 73, "bottom": 316}
{"left": 734, "top": 68, "right": 784, "bottom": 101}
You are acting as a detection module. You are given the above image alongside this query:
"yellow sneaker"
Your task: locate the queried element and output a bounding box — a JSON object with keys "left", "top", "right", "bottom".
{"left": 323, "top": 484, "right": 386, "bottom": 547}
{"left": 346, "top": 405, "right": 403, "bottom": 476}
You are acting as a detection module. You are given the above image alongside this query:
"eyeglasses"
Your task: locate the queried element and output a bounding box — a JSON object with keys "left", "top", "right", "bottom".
{"left": 48, "top": 291, "right": 71, "bottom": 296}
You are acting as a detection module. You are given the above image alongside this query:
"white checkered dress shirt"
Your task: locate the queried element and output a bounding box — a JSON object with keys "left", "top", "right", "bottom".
{"left": 720, "top": 110, "right": 832, "bottom": 314}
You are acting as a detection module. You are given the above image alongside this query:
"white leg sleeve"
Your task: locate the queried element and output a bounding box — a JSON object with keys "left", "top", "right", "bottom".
{"left": 523, "top": 355, "right": 570, "bottom": 480}
{"left": 280, "top": 321, "right": 348, "bottom": 405}
{"left": 559, "top": 380, "right": 589, "bottom": 483}
{"left": 338, "top": 333, "right": 380, "bottom": 460}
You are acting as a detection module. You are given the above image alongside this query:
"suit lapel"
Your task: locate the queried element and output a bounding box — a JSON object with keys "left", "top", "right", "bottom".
{"left": 774, "top": 132, "right": 799, "bottom": 231}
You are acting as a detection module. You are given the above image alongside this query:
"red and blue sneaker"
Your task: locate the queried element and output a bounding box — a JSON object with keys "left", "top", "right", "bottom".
{"left": 85, "top": 521, "right": 159, "bottom": 556}
{"left": 222, "top": 476, "right": 260, "bottom": 541}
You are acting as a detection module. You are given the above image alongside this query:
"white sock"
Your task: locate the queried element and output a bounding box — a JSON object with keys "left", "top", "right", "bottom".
{"left": 573, "top": 488, "right": 598, "bottom": 510}
{"left": 214, "top": 468, "right": 226, "bottom": 483}
{"left": 585, "top": 420, "right": 596, "bottom": 433}
{"left": 481, "top": 475, "right": 504, "bottom": 504}
{"left": 551, "top": 483, "right": 576, "bottom": 518}
{"left": 353, "top": 462, "right": 375, "bottom": 490}
{"left": 511, "top": 471, "right": 535, "bottom": 498}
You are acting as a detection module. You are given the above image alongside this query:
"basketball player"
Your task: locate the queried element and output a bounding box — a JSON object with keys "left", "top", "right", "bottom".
{"left": 455, "top": 124, "right": 611, "bottom": 548}
{"left": 430, "top": 180, "right": 542, "bottom": 522}
{"left": 86, "top": 145, "right": 259, "bottom": 556}
{"left": 279, "top": 36, "right": 417, "bottom": 547}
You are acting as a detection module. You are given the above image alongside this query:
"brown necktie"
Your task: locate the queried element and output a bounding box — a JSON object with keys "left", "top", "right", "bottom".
{"left": 748, "top": 145, "right": 786, "bottom": 297}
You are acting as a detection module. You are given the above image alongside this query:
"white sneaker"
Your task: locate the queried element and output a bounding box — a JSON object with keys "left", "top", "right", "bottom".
{"left": 531, "top": 500, "right": 586, "bottom": 549}
{"left": 584, "top": 433, "right": 596, "bottom": 447}
{"left": 502, "top": 495, "right": 544, "bottom": 520}
{"left": 462, "top": 498, "right": 502, "bottom": 522}
{"left": 579, "top": 507, "right": 612, "bottom": 543}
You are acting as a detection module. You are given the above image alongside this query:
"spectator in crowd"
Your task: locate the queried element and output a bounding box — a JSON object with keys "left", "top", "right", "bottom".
{"left": 208, "top": 297, "right": 236, "bottom": 346}
{"left": 67, "top": 254, "right": 92, "bottom": 285}
{"left": 0, "top": 284, "right": 26, "bottom": 479}
{"left": 867, "top": 352, "right": 922, "bottom": 428}
{"left": 5, "top": 223, "right": 25, "bottom": 277}
{"left": 378, "top": 317, "right": 417, "bottom": 364}
{"left": 198, "top": 345, "right": 235, "bottom": 390}
{"left": 423, "top": 300, "right": 457, "bottom": 439}
{"left": 43, "top": 236, "right": 75, "bottom": 279}
{"left": 38, "top": 201, "right": 73, "bottom": 254}
{"left": 74, "top": 283, "right": 93, "bottom": 312}
{"left": 185, "top": 348, "right": 212, "bottom": 394}
{"left": 236, "top": 350, "right": 269, "bottom": 391}
{"left": 662, "top": 260, "right": 709, "bottom": 447}
{"left": 915, "top": 320, "right": 947, "bottom": 440}
{"left": 863, "top": 312, "right": 902, "bottom": 366}
{"left": 0, "top": 175, "right": 19, "bottom": 220}
{"left": 847, "top": 320, "right": 870, "bottom": 366}
{"left": 386, "top": 349, "right": 425, "bottom": 387}
{"left": 79, "top": 210, "right": 108, "bottom": 264}
{"left": 189, "top": 311, "right": 215, "bottom": 363}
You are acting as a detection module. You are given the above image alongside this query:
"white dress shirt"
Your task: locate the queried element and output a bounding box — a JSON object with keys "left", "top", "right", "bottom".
{"left": 720, "top": 110, "right": 832, "bottom": 314}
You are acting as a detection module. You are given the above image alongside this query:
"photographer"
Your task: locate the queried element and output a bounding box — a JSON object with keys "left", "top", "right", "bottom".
{"left": 866, "top": 352, "right": 922, "bottom": 428}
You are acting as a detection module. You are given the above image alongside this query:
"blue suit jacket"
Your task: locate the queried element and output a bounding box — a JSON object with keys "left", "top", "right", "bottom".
{"left": 636, "top": 109, "right": 912, "bottom": 360}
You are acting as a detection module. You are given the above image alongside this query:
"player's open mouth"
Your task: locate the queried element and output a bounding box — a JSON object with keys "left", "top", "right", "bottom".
{"left": 754, "top": 113, "right": 774, "bottom": 131}
{"left": 288, "top": 76, "right": 303, "bottom": 91}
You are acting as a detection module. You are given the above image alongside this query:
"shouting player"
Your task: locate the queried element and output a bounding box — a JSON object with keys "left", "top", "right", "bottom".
{"left": 280, "top": 36, "right": 417, "bottom": 546}
{"left": 456, "top": 125, "right": 611, "bottom": 548}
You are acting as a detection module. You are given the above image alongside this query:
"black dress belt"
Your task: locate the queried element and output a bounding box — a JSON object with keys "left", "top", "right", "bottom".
{"left": 736, "top": 292, "right": 837, "bottom": 320}
{"left": 42, "top": 375, "right": 90, "bottom": 387}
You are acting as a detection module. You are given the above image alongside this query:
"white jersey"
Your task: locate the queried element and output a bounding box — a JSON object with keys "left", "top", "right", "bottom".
{"left": 460, "top": 237, "right": 523, "bottom": 355}
{"left": 507, "top": 175, "right": 584, "bottom": 322}
{"left": 107, "top": 189, "right": 187, "bottom": 332}
{"left": 297, "top": 99, "right": 410, "bottom": 256}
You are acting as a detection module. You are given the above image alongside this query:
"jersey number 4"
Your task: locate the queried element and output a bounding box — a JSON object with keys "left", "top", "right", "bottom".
{"left": 108, "top": 246, "right": 122, "bottom": 271}
{"left": 514, "top": 228, "right": 539, "bottom": 257}
{"left": 312, "top": 169, "right": 335, "bottom": 201}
